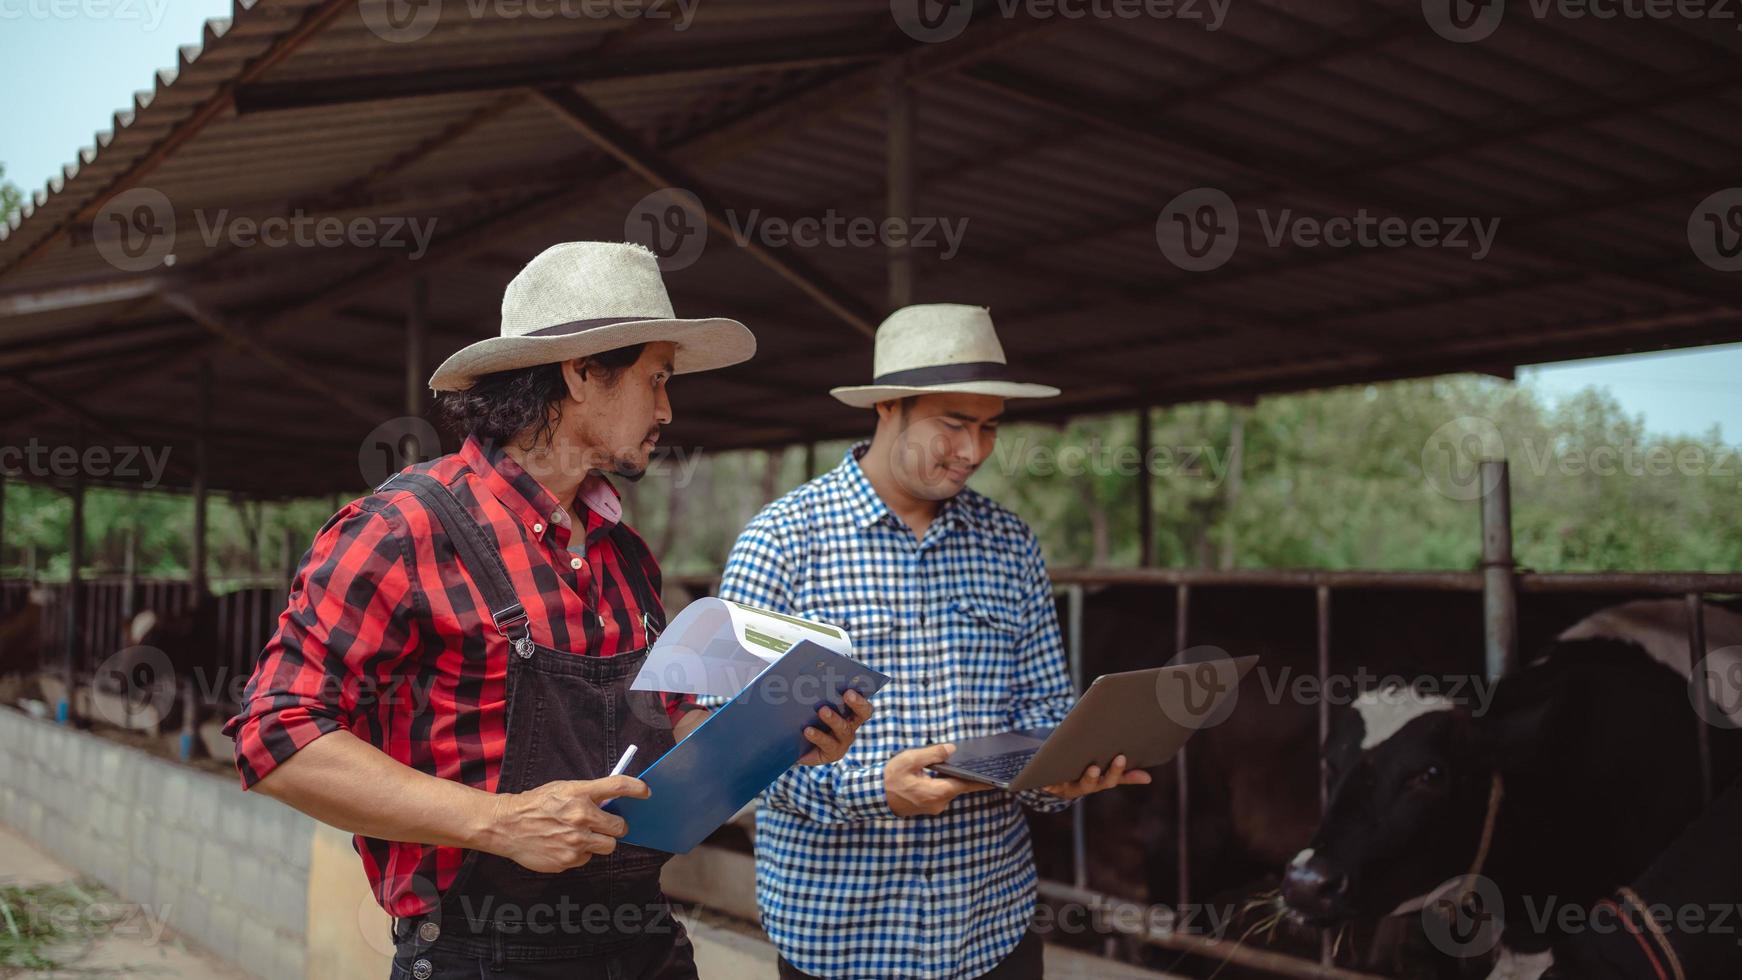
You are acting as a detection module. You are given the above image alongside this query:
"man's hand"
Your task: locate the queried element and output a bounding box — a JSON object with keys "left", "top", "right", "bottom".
{"left": 1042, "top": 754, "right": 1153, "bottom": 801}
{"left": 798, "top": 689, "right": 874, "bottom": 766}
{"left": 885, "top": 744, "right": 995, "bottom": 817}
{"left": 481, "top": 775, "right": 650, "bottom": 873}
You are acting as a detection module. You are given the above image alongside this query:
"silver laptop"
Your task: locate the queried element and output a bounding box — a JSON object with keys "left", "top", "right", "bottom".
{"left": 927, "top": 656, "right": 1258, "bottom": 792}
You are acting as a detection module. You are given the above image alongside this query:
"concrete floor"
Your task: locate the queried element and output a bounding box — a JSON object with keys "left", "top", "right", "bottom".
{"left": 0, "top": 821, "right": 246, "bottom": 980}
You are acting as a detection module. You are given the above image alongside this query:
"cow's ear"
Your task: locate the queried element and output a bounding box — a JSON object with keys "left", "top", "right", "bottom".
{"left": 1470, "top": 687, "right": 1565, "bottom": 776}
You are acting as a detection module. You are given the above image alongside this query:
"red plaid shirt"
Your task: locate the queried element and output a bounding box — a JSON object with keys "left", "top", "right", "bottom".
{"left": 224, "top": 435, "right": 694, "bottom": 915}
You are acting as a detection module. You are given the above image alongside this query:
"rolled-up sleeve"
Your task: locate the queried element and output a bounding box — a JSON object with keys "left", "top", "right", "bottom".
{"left": 223, "top": 504, "right": 418, "bottom": 789}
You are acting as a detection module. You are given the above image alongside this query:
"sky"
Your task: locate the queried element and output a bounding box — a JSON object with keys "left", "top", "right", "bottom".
{"left": 2, "top": 3, "right": 1737, "bottom": 444}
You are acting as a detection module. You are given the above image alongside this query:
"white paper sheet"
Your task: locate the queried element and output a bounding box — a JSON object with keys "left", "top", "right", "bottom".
{"left": 629, "top": 597, "right": 854, "bottom": 699}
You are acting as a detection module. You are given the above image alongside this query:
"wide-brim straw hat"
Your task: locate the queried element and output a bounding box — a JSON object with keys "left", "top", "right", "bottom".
{"left": 830, "top": 303, "right": 1059, "bottom": 408}
{"left": 429, "top": 241, "right": 755, "bottom": 391}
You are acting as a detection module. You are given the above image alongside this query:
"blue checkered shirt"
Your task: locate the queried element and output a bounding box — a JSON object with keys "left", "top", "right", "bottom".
{"left": 706, "top": 443, "right": 1075, "bottom": 979}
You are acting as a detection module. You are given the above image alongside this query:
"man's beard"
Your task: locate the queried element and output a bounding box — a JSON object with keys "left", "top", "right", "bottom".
{"left": 610, "top": 451, "right": 648, "bottom": 482}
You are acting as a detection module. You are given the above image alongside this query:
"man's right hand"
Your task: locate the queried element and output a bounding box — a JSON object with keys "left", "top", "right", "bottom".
{"left": 483, "top": 775, "right": 650, "bottom": 873}
{"left": 885, "top": 744, "right": 994, "bottom": 817}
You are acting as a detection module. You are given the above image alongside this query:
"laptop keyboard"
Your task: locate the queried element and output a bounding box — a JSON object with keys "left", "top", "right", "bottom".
{"left": 960, "top": 748, "right": 1037, "bottom": 783}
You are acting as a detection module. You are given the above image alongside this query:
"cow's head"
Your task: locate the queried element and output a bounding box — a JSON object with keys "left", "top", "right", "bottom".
{"left": 1281, "top": 684, "right": 1551, "bottom": 925}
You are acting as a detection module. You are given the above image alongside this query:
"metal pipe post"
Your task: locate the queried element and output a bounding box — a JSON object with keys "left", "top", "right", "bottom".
{"left": 1686, "top": 592, "right": 1713, "bottom": 806}
{"left": 1479, "top": 460, "right": 1517, "bottom": 683}
{"left": 1066, "top": 584, "right": 1087, "bottom": 891}
{"left": 1174, "top": 583, "right": 1191, "bottom": 911}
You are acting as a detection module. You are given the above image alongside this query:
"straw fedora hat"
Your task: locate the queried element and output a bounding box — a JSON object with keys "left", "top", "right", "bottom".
{"left": 428, "top": 241, "right": 755, "bottom": 391}
{"left": 830, "top": 304, "right": 1059, "bottom": 408}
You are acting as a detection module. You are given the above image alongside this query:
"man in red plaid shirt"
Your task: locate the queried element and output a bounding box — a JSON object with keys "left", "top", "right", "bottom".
{"left": 225, "top": 242, "right": 871, "bottom": 980}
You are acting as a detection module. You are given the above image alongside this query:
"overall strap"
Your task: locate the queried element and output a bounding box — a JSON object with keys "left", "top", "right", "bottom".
{"left": 605, "top": 521, "right": 665, "bottom": 641}
{"left": 377, "top": 472, "right": 532, "bottom": 653}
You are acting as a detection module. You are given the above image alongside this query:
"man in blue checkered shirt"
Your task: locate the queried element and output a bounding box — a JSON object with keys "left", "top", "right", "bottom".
{"left": 710, "top": 305, "right": 1152, "bottom": 979}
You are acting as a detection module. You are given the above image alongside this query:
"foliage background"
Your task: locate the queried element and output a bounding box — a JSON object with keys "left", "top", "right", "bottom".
{"left": 3, "top": 376, "right": 1736, "bottom": 585}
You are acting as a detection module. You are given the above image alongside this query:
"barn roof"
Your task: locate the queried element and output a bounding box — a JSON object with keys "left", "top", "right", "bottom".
{"left": 3, "top": 0, "right": 1740, "bottom": 497}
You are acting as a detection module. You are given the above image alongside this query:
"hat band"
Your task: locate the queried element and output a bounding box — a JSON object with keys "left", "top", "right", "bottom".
{"left": 519, "top": 315, "right": 662, "bottom": 338}
{"left": 871, "top": 361, "right": 1011, "bottom": 387}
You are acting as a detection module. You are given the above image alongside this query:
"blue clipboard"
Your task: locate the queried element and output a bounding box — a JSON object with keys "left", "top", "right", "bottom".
{"left": 604, "top": 639, "right": 890, "bottom": 854}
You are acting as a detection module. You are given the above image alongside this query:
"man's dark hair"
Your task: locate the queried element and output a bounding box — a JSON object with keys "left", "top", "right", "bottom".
{"left": 437, "top": 343, "right": 646, "bottom": 449}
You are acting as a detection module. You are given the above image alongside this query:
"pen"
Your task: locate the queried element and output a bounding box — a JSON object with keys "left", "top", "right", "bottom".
{"left": 609, "top": 743, "right": 639, "bottom": 777}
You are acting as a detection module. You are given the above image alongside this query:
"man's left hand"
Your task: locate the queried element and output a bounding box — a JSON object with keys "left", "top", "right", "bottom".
{"left": 1042, "top": 754, "right": 1152, "bottom": 800}
{"left": 799, "top": 689, "right": 874, "bottom": 766}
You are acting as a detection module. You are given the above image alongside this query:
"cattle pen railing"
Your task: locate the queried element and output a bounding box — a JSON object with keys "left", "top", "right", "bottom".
{"left": 4, "top": 462, "right": 1740, "bottom": 978}
{"left": 661, "top": 463, "right": 1742, "bottom": 979}
{"left": 651, "top": 564, "right": 1742, "bottom": 980}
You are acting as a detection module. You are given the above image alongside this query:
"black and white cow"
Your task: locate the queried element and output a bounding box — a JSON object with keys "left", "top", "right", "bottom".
{"left": 1546, "top": 772, "right": 1742, "bottom": 979}
{"left": 1282, "top": 601, "right": 1742, "bottom": 980}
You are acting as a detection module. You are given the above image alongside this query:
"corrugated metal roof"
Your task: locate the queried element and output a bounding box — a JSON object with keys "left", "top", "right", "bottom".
{"left": 2, "top": 0, "right": 1740, "bottom": 497}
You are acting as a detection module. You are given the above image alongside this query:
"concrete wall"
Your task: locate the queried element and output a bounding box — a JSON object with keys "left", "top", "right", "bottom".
{"left": 0, "top": 706, "right": 1177, "bottom": 980}
{"left": 0, "top": 707, "right": 311, "bottom": 980}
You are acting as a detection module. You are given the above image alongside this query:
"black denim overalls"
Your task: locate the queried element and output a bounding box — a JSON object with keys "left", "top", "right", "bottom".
{"left": 380, "top": 473, "right": 696, "bottom": 980}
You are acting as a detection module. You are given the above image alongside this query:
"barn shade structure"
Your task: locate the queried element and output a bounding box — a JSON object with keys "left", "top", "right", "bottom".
{"left": 3, "top": 1, "right": 1742, "bottom": 499}
{"left": 5, "top": 7, "right": 1742, "bottom": 976}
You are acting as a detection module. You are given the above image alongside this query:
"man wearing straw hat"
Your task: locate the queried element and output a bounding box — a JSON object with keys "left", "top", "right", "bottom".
{"left": 225, "top": 242, "right": 872, "bottom": 980}
{"left": 712, "top": 304, "right": 1151, "bottom": 979}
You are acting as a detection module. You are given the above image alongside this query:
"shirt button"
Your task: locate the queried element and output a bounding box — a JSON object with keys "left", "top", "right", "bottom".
{"left": 532, "top": 523, "right": 544, "bottom": 534}
{"left": 570, "top": 557, "right": 584, "bottom": 570}
{"left": 417, "top": 921, "right": 440, "bottom": 942}
{"left": 552, "top": 511, "right": 563, "bottom": 523}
